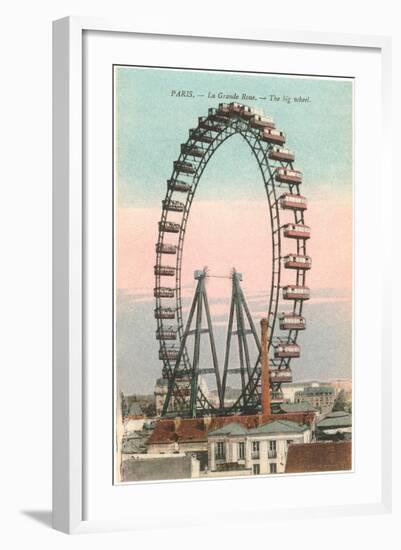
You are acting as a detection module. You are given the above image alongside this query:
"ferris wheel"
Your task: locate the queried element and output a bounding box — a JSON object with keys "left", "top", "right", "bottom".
{"left": 154, "top": 102, "right": 311, "bottom": 417}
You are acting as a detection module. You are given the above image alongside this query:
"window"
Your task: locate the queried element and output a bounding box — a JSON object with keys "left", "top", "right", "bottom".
{"left": 238, "top": 441, "right": 245, "bottom": 460}
{"left": 215, "top": 441, "right": 225, "bottom": 460}
{"left": 253, "top": 464, "right": 260, "bottom": 475}
{"left": 270, "top": 463, "right": 277, "bottom": 474}
{"left": 251, "top": 441, "right": 260, "bottom": 459}
{"left": 268, "top": 440, "right": 277, "bottom": 458}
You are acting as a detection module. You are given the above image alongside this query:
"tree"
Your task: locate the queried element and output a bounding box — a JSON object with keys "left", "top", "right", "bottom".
{"left": 142, "top": 402, "right": 156, "bottom": 418}
{"left": 332, "top": 390, "right": 346, "bottom": 412}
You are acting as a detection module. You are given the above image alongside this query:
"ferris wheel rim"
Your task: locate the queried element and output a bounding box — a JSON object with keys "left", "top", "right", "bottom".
{"left": 154, "top": 104, "right": 310, "bottom": 415}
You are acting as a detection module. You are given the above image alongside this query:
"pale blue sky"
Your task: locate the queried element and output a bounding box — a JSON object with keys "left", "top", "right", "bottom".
{"left": 116, "top": 66, "right": 353, "bottom": 207}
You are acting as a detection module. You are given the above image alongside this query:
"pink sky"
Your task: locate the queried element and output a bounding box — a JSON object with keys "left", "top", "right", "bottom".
{"left": 117, "top": 196, "right": 352, "bottom": 299}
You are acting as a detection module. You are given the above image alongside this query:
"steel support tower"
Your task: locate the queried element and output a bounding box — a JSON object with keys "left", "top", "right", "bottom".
{"left": 162, "top": 269, "right": 222, "bottom": 417}
{"left": 221, "top": 270, "right": 261, "bottom": 407}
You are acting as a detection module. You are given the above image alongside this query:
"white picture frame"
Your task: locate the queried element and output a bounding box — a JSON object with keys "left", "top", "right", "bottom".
{"left": 52, "top": 16, "right": 392, "bottom": 534}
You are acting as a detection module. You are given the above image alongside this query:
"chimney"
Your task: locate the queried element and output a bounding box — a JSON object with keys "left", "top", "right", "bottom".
{"left": 174, "top": 417, "right": 182, "bottom": 431}
{"left": 260, "top": 318, "right": 271, "bottom": 416}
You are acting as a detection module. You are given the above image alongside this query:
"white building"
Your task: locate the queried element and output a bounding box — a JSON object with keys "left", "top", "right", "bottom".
{"left": 281, "top": 381, "right": 323, "bottom": 403}
{"left": 207, "top": 419, "right": 312, "bottom": 475}
{"left": 295, "top": 385, "right": 336, "bottom": 414}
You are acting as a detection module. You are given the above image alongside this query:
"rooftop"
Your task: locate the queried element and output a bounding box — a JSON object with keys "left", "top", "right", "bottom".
{"left": 280, "top": 401, "right": 317, "bottom": 413}
{"left": 317, "top": 411, "right": 352, "bottom": 429}
{"left": 208, "top": 419, "right": 308, "bottom": 437}
{"left": 126, "top": 402, "right": 144, "bottom": 417}
{"left": 248, "top": 419, "right": 309, "bottom": 435}
{"left": 282, "top": 381, "right": 327, "bottom": 388}
{"left": 285, "top": 441, "right": 352, "bottom": 473}
{"left": 147, "top": 412, "right": 316, "bottom": 445}
{"left": 208, "top": 422, "right": 249, "bottom": 437}
{"left": 297, "top": 386, "right": 335, "bottom": 396}
{"left": 121, "top": 438, "right": 147, "bottom": 454}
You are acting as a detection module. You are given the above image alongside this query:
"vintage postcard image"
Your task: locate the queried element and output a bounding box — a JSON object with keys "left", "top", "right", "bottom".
{"left": 114, "top": 66, "right": 353, "bottom": 483}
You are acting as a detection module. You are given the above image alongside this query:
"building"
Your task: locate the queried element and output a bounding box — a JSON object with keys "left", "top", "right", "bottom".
{"left": 121, "top": 433, "right": 148, "bottom": 460}
{"left": 121, "top": 393, "right": 146, "bottom": 419}
{"left": 126, "top": 401, "right": 144, "bottom": 418}
{"left": 281, "top": 382, "right": 311, "bottom": 403}
{"left": 316, "top": 410, "right": 352, "bottom": 440}
{"left": 295, "top": 385, "right": 335, "bottom": 414}
{"left": 207, "top": 419, "right": 312, "bottom": 476}
{"left": 285, "top": 441, "right": 352, "bottom": 473}
{"left": 146, "top": 412, "right": 317, "bottom": 473}
{"left": 121, "top": 401, "right": 146, "bottom": 435}
{"left": 121, "top": 454, "right": 200, "bottom": 482}
{"left": 281, "top": 381, "right": 326, "bottom": 403}
{"left": 120, "top": 421, "right": 156, "bottom": 469}
{"left": 146, "top": 417, "right": 209, "bottom": 469}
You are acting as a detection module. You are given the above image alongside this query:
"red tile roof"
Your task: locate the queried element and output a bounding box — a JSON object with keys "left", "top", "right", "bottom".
{"left": 285, "top": 441, "right": 352, "bottom": 473}
{"left": 147, "top": 412, "right": 316, "bottom": 445}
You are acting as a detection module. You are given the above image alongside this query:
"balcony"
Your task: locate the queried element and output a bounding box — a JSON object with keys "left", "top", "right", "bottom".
{"left": 251, "top": 452, "right": 260, "bottom": 460}
{"left": 268, "top": 450, "right": 277, "bottom": 459}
